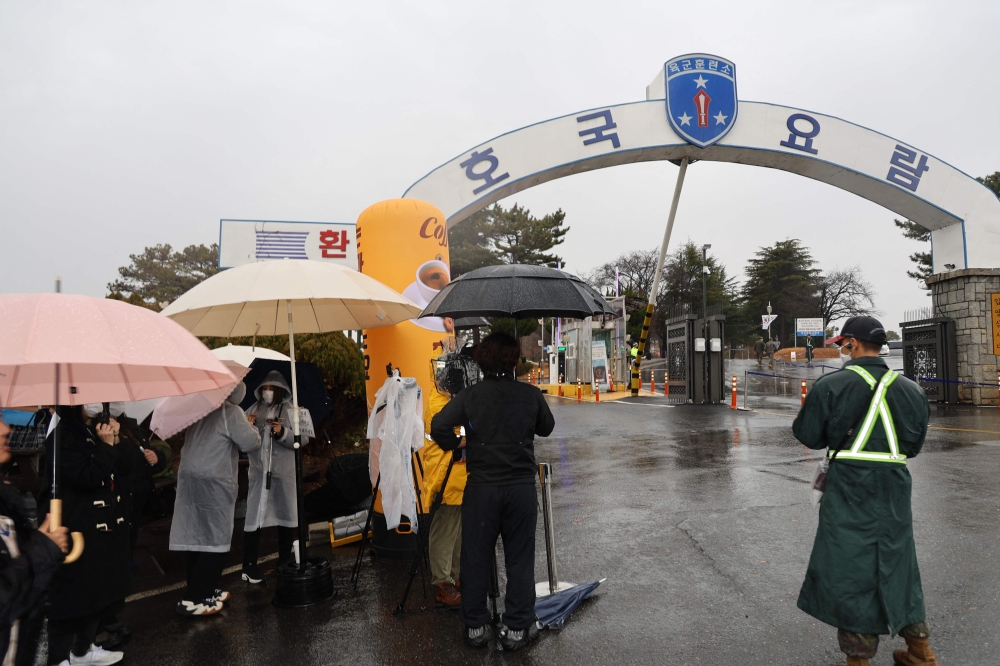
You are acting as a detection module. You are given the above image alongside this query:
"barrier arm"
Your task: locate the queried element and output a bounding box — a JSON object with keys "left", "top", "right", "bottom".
{"left": 632, "top": 157, "right": 690, "bottom": 396}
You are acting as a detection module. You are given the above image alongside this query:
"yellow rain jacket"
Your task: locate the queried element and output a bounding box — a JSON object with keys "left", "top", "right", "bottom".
{"left": 421, "top": 384, "right": 467, "bottom": 507}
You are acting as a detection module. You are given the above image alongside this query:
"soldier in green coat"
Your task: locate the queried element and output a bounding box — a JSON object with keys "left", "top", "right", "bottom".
{"left": 793, "top": 317, "right": 938, "bottom": 666}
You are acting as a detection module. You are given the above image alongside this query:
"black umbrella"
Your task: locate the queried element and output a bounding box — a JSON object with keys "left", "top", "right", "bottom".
{"left": 452, "top": 316, "right": 490, "bottom": 330}
{"left": 535, "top": 580, "right": 604, "bottom": 629}
{"left": 239, "top": 358, "right": 334, "bottom": 427}
{"left": 418, "top": 264, "right": 617, "bottom": 320}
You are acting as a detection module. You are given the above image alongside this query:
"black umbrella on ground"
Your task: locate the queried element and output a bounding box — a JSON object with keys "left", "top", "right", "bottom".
{"left": 239, "top": 358, "right": 333, "bottom": 427}
{"left": 418, "top": 264, "right": 617, "bottom": 321}
{"left": 535, "top": 580, "right": 604, "bottom": 628}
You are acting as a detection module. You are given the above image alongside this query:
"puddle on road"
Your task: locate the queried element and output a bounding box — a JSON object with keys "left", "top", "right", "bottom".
{"left": 673, "top": 429, "right": 735, "bottom": 469}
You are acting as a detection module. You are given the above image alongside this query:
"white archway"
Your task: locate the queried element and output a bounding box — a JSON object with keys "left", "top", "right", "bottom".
{"left": 404, "top": 84, "right": 1000, "bottom": 272}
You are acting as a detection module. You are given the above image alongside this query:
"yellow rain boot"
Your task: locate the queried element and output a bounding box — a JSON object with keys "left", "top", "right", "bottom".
{"left": 893, "top": 635, "right": 938, "bottom": 666}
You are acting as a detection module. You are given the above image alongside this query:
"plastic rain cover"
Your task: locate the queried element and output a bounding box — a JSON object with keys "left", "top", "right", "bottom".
{"left": 367, "top": 372, "right": 424, "bottom": 531}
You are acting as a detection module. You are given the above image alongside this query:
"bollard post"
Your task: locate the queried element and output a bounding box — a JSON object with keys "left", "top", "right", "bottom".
{"left": 538, "top": 463, "right": 560, "bottom": 594}
{"left": 558, "top": 374, "right": 563, "bottom": 397}
{"left": 651, "top": 372, "right": 656, "bottom": 395}
{"left": 801, "top": 379, "right": 807, "bottom": 406}
{"left": 577, "top": 379, "right": 582, "bottom": 403}
{"left": 997, "top": 372, "right": 999, "bottom": 409}
{"left": 731, "top": 374, "right": 738, "bottom": 409}
{"left": 663, "top": 371, "right": 669, "bottom": 397}
{"left": 595, "top": 384, "right": 600, "bottom": 402}
{"left": 639, "top": 371, "right": 643, "bottom": 392}
{"left": 743, "top": 371, "right": 748, "bottom": 410}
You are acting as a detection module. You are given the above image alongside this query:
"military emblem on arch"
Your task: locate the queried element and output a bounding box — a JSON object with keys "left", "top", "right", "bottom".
{"left": 664, "top": 53, "right": 738, "bottom": 148}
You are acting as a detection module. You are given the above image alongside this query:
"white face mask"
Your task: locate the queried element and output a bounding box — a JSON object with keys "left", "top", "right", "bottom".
{"left": 840, "top": 342, "right": 853, "bottom": 364}
{"left": 262, "top": 390, "right": 275, "bottom": 405}
{"left": 83, "top": 403, "right": 103, "bottom": 418}
{"left": 108, "top": 402, "right": 125, "bottom": 417}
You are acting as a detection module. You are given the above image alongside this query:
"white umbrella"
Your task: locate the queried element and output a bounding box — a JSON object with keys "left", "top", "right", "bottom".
{"left": 211, "top": 343, "right": 291, "bottom": 367}
{"left": 160, "top": 259, "right": 421, "bottom": 584}
{"left": 160, "top": 259, "right": 420, "bottom": 336}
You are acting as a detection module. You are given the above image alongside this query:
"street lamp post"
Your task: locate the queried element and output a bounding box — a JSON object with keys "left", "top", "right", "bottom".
{"left": 702, "top": 244, "right": 711, "bottom": 404}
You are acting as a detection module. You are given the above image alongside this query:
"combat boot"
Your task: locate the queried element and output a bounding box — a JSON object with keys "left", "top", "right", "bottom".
{"left": 893, "top": 635, "right": 938, "bottom": 666}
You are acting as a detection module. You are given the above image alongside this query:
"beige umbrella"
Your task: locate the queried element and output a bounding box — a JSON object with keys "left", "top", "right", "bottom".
{"left": 160, "top": 259, "right": 421, "bottom": 604}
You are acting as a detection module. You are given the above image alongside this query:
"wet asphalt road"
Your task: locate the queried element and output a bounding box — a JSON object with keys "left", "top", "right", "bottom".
{"left": 110, "top": 372, "right": 999, "bottom": 666}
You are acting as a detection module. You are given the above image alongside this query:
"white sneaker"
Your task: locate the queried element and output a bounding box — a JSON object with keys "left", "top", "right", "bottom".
{"left": 176, "top": 597, "right": 224, "bottom": 616}
{"left": 69, "top": 643, "right": 124, "bottom": 664}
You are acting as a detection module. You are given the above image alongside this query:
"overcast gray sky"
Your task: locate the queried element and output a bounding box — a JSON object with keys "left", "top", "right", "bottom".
{"left": 3, "top": 0, "right": 998, "bottom": 333}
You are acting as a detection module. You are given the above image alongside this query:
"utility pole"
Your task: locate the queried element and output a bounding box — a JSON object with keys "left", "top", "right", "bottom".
{"left": 702, "top": 244, "right": 711, "bottom": 404}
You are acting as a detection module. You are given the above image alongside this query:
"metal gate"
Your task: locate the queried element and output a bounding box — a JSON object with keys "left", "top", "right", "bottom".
{"left": 900, "top": 316, "right": 958, "bottom": 404}
{"left": 665, "top": 314, "right": 696, "bottom": 402}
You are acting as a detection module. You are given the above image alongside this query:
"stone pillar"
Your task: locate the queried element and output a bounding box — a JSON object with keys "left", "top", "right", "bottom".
{"left": 926, "top": 269, "right": 1000, "bottom": 405}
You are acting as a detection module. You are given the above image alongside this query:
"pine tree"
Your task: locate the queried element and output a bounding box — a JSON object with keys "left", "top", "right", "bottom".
{"left": 742, "top": 239, "right": 821, "bottom": 344}
{"left": 108, "top": 244, "right": 219, "bottom": 308}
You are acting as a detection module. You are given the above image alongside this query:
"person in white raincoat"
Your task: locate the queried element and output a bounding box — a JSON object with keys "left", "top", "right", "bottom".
{"left": 169, "top": 382, "right": 261, "bottom": 616}
{"left": 241, "top": 370, "right": 306, "bottom": 583}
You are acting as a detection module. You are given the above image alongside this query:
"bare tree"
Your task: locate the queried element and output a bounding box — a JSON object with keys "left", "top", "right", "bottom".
{"left": 818, "top": 265, "right": 880, "bottom": 325}
{"left": 585, "top": 248, "right": 658, "bottom": 298}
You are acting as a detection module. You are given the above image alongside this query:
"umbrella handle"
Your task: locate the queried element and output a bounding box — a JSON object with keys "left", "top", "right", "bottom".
{"left": 49, "top": 499, "right": 85, "bottom": 564}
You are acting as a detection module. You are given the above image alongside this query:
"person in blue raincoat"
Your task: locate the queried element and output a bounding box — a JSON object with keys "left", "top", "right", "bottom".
{"left": 793, "top": 317, "right": 937, "bottom": 666}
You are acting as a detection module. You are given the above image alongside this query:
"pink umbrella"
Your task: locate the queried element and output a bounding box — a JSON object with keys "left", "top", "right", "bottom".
{"left": 151, "top": 360, "right": 251, "bottom": 440}
{"left": 0, "top": 293, "right": 239, "bottom": 564}
{"left": 0, "top": 293, "right": 238, "bottom": 407}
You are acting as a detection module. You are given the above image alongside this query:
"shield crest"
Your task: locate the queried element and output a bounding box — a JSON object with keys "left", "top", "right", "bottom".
{"left": 664, "top": 54, "right": 738, "bottom": 148}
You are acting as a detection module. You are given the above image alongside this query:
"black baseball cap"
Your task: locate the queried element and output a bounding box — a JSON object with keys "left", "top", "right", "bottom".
{"left": 826, "top": 316, "right": 887, "bottom": 346}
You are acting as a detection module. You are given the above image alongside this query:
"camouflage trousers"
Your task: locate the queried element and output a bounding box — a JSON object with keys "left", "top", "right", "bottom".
{"left": 837, "top": 623, "right": 931, "bottom": 659}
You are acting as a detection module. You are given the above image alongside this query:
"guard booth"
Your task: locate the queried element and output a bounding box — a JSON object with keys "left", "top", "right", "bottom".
{"left": 664, "top": 306, "right": 727, "bottom": 404}
{"left": 900, "top": 312, "right": 959, "bottom": 404}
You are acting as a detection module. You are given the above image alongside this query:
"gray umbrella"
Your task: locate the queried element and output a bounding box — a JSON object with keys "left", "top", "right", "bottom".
{"left": 418, "top": 264, "right": 617, "bottom": 320}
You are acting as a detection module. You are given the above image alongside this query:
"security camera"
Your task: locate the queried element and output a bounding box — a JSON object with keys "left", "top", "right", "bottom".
{"left": 702, "top": 266, "right": 711, "bottom": 275}
{"left": 943, "top": 263, "right": 955, "bottom": 270}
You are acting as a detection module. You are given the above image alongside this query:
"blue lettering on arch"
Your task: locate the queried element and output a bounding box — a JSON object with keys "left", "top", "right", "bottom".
{"left": 779, "top": 113, "right": 820, "bottom": 155}
{"left": 886, "top": 145, "right": 929, "bottom": 192}
{"left": 577, "top": 110, "right": 621, "bottom": 149}
{"left": 459, "top": 148, "right": 510, "bottom": 195}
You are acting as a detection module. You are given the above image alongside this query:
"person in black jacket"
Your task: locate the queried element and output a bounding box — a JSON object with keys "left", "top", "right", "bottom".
{"left": 431, "top": 333, "right": 555, "bottom": 652}
{"left": 0, "top": 414, "right": 69, "bottom": 666}
{"left": 40, "top": 406, "right": 130, "bottom": 666}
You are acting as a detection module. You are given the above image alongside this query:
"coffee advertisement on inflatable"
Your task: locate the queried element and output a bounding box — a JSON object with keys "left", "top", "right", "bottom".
{"left": 356, "top": 198, "right": 453, "bottom": 408}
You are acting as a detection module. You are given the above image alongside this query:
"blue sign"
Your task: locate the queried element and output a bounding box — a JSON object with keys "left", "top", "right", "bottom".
{"left": 664, "top": 54, "right": 738, "bottom": 148}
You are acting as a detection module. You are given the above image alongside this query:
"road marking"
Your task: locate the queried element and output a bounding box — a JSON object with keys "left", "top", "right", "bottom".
{"left": 607, "top": 402, "right": 675, "bottom": 408}
{"left": 125, "top": 552, "right": 279, "bottom": 603}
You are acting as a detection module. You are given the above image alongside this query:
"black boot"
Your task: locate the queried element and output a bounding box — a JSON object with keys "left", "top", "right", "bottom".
{"left": 242, "top": 529, "right": 264, "bottom": 583}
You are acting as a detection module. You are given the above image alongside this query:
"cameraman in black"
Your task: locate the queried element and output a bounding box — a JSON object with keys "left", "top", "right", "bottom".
{"left": 431, "top": 333, "right": 554, "bottom": 652}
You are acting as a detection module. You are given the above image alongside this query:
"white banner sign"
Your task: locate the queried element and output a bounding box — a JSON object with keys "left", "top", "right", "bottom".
{"left": 761, "top": 314, "right": 778, "bottom": 330}
{"left": 218, "top": 219, "right": 357, "bottom": 270}
{"left": 796, "top": 318, "right": 825, "bottom": 336}
{"left": 591, "top": 340, "right": 609, "bottom": 390}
